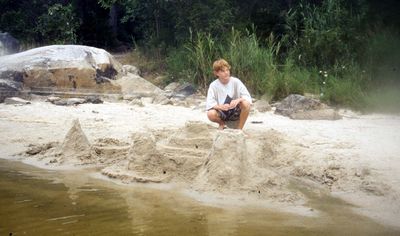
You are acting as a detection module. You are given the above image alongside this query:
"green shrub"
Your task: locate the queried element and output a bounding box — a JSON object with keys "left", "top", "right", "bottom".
{"left": 283, "top": 0, "right": 366, "bottom": 69}
{"left": 322, "top": 77, "right": 365, "bottom": 109}
{"left": 36, "top": 4, "right": 80, "bottom": 44}
{"left": 269, "top": 60, "right": 317, "bottom": 100}
{"left": 165, "top": 47, "right": 195, "bottom": 84}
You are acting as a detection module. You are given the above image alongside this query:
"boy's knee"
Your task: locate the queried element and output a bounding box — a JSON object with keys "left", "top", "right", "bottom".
{"left": 240, "top": 100, "right": 251, "bottom": 111}
{"left": 207, "top": 109, "right": 219, "bottom": 121}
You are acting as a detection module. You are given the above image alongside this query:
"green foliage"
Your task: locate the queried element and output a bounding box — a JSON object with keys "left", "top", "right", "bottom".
{"left": 36, "top": 4, "right": 81, "bottom": 44}
{"left": 320, "top": 65, "right": 368, "bottom": 109}
{"left": 166, "top": 29, "right": 278, "bottom": 94}
{"left": 269, "top": 61, "right": 317, "bottom": 100}
{"left": 222, "top": 29, "right": 277, "bottom": 95}
{"left": 0, "top": 1, "right": 80, "bottom": 45}
{"left": 283, "top": 0, "right": 366, "bottom": 69}
{"left": 184, "top": 32, "right": 219, "bottom": 91}
{"left": 322, "top": 78, "right": 366, "bottom": 109}
{"left": 1, "top": 0, "right": 399, "bottom": 111}
{"left": 0, "top": 10, "right": 28, "bottom": 40}
{"left": 165, "top": 47, "right": 195, "bottom": 84}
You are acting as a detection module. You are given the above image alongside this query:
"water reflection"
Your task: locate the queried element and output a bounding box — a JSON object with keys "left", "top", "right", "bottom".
{"left": 1, "top": 159, "right": 399, "bottom": 236}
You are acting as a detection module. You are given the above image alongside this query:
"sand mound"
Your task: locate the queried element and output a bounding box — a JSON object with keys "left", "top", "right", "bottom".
{"left": 60, "top": 119, "right": 92, "bottom": 164}
{"left": 195, "top": 129, "right": 250, "bottom": 191}
{"left": 102, "top": 121, "right": 215, "bottom": 183}
{"left": 193, "top": 129, "right": 302, "bottom": 202}
{"left": 22, "top": 118, "right": 387, "bottom": 206}
{"left": 101, "top": 122, "right": 303, "bottom": 203}
{"left": 24, "top": 120, "right": 130, "bottom": 166}
{"left": 91, "top": 138, "right": 130, "bottom": 165}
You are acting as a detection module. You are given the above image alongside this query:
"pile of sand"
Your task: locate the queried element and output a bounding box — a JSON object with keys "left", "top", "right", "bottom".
{"left": 102, "top": 121, "right": 215, "bottom": 183}
{"left": 61, "top": 119, "right": 92, "bottom": 163}
{"left": 23, "top": 117, "right": 392, "bottom": 207}
{"left": 95, "top": 121, "right": 304, "bottom": 203}
{"left": 25, "top": 119, "right": 129, "bottom": 166}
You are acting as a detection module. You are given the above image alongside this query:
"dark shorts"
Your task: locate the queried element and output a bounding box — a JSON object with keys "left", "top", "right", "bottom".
{"left": 213, "top": 106, "right": 241, "bottom": 121}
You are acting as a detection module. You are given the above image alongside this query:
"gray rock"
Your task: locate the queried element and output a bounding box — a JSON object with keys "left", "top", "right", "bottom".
{"left": 275, "top": 94, "right": 341, "bottom": 120}
{"left": 4, "top": 97, "right": 31, "bottom": 105}
{"left": 53, "top": 98, "right": 86, "bottom": 106}
{"left": 46, "top": 96, "right": 61, "bottom": 103}
{"left": 0, "top": 32, "right": 20, "bottom": 56}
{"left": 122, "top": 65, "right": 140, "bottom": 76}
{"left": 164, "top": 82, "right": 180, "bottom": 92}
{"left": 85, "top": 96, "right": 103, "bottom": 104}
{"left": 172, "top": 83, "right": 196, "bottom": 98}
{"left": 275, "top": 94, "right": 325, "bottom": 116}
{"left": 129, "top": 98, "right": 144, "bottom": 107}
{"left": 153, "top": 93, "right": 172, "bottom": 105}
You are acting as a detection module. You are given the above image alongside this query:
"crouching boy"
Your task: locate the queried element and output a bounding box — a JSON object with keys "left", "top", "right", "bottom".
{"left": 206, "top": 59, "right": 252, "bottom": 130}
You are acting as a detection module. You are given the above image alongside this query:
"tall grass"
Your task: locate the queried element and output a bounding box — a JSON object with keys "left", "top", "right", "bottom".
{"left": 222, "top": 29, "right": 277, "bottom": 95}
{"left": 167, "top": 28, "right": 279, "bottom": 95}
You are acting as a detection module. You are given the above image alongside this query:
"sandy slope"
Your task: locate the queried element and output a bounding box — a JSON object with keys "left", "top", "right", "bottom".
{"left": 0, "top": 99, "right": 399, "bottom": 228}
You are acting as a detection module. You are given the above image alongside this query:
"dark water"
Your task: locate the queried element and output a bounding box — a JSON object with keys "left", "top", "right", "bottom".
{"left": 0, "top": 159, "right": 399, "bottom": 236}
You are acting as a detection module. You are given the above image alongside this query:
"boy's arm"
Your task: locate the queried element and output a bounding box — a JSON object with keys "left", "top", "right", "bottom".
{"left": 213, "top": 103, "right": 231, "bottom": 111}
{"left": 239, "top": 81, "right": 252, "bottom": 104}
{"left": 206, "top": 87, "right": 231, "bottom": 111}
{"left": 229, "top": 97, "right": 245, "bottom": 108}
{"left": 206, "top": 86, "right": 218, "bottom": 110}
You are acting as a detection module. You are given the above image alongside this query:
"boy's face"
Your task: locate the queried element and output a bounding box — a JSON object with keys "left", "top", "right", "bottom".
{"left": 214, "top": 67, "right": 230, "bottom": 84}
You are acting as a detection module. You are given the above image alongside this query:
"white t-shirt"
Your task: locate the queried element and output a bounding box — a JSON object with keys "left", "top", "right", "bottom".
{"left": 206, "top": 76, "right": 252, "bottom": 110}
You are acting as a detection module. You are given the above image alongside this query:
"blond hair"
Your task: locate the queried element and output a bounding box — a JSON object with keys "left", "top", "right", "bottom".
{"left": 213, "top": 59, "right": 231, "bottom": 72}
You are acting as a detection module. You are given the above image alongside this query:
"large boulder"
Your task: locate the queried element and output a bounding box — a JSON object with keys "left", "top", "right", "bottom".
{"left": 0, "top": 32, "right": 20, "bottom": 56}
{"left": 275, "top": 94, "right": 341, "bottom": 120}
{"left": 0, "top": 45, "right": 123, "bottom": 96}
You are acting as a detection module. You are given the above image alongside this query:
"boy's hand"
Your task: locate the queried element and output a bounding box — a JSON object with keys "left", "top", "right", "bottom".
{"left": 219, "top": 104, "right": 231, "bottom": 111}
{"left": 229, "top": 98, "right": 241, "bottom": 109}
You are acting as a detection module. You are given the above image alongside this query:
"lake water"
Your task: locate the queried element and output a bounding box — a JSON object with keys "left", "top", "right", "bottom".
{"left": 0, "top": 158, "right": 398, "bottom": 236}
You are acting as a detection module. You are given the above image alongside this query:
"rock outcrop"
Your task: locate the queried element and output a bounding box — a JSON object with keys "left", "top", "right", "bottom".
{"left": 0, "top": 45, "right": 123, "bottom": 97}
{"left": 275, "top": 94, "right": 341, "bottom": 120}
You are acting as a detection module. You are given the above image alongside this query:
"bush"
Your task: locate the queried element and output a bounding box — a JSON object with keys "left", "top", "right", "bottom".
{"left": 322, "top": 78, "right": 365, "bottom": 110}
{"left": 36, "top": 4, "right": 80, "bottom": 44}
{"left": 269, "top": 60, "right": 317, "bottom": 100}
{"left": 283, "top": 0, "right": 366, "bottom": 69}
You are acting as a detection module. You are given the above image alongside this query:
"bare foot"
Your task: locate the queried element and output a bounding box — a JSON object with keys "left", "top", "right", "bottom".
{"left": 242, "top": 130, "right": 250, "bottom": 138}
{"left": 218, "top": 124, "right": 225, "bottom": 130}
